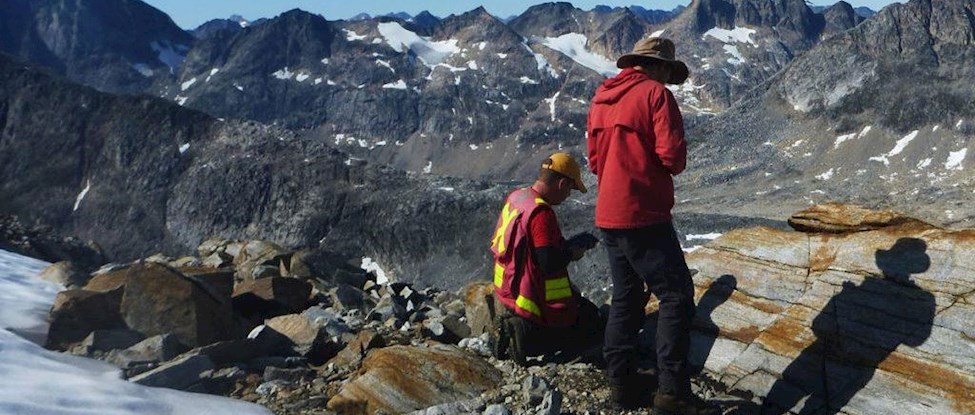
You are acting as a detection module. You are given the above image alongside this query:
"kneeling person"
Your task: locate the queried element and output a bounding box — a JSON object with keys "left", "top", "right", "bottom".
{"left": 489, "top": 152, "right": 603, "bottom": 366}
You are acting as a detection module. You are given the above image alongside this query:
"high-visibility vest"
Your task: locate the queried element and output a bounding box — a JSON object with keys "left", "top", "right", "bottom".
{"left": 490, "top": 187, "right": 578, "bottom": 327}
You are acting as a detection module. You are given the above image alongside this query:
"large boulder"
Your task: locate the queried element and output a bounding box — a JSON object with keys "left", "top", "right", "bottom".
{"left": 264, "top": 314, "right": 340, "bottom": 364}
{"left": 234, "top": 240, "right": 290, "bottom": 280}
{"left": 687, "top": 205, "right": 975, "bottom": 415}
{"left": 327, "top": 344, "right": 502, "bottom": 415}
{"left": 232, "top": 277, "right": 312, "bottom": 319}
{"left": 289, "top": 248, "right": 369, "bottom": 287}
{"left": 327, "top": 330, "right": 385, "bottom": 369}
{"left": 46, "top": 288, "right": 125, "bottom": 350}
{"left": 462, "top": 281, "right": 499, "bottom": 337}
{"left": 96, "top": 263, "right": 236, "bottom": 348}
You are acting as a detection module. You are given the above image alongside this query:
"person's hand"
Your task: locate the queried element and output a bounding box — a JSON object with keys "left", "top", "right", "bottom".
{"left": 567, "top": 232, "right": 599, "bottom": 251}
{"left": 569, "top": 246, "right": 586, "bottom": 261}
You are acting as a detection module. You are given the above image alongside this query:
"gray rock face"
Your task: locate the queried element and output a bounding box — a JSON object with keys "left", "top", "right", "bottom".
{"left": 0, "top": 0, "right": 193, "bottom": 94}
{"left": 678, "top": 0, "right": 975, "bottom": 227}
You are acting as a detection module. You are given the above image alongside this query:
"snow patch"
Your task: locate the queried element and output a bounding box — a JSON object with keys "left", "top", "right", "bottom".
{"left": 703, "top": 27, "right": 757, "bottom": 44}
{"left": 343, "top": 29, "right": 367, "bottom": 41}
{"left": 180, "top": 77, "right": 197, "bottom": 91}
{"left": 0, "top": 250, "right": 55, "bottom": 339}
{"left": 376, "top": 59, "right": 395, "bottom": 73}
{"left": 651, "top": 29, "right": 665, "bottom": 37}
{"left": 205, "top": 67, "right": 220, "bottom": 82}
{"left": 816, "top": 169, "right": 834, "bottom": 181}
{"left": 525, "top": 43, "right": 559, "bottom": 78}
{"left": 870, "top": 130, "right": 918, "bottom": 166}
{"left": 497, "top": 53, "right": 508, "bottom": 59}
{"left": 149, "top": 41, "right": 187, "bottom": 72}
{"left": 272, "top": 67, "right": 295, "bottom": 80}
{"left": 916, "top": 158, "right": 932, "bottom": 169}
{"left": 833, "top": 125, "right": 871, "bottom": 149}
{"left": 946, "top": 148, "right": 967, "bottom": 170}
{"left": 377, "top": 22, "right": 459, "bottom": 67}
{"left": 544, "top": 91, "right": 561, "bottom": 122}
{"left": 179, "top": 143, "right": 190, "bottom": 154}
{"left": 361, "top": 257, "right": 389, "bottom": 284}
{"left": 73, "top": 180, "right": 91, "bottom": 212}
{"left": 233, "top": 83, "right": 244, "bottom": 91}
{"left": 383, "top": 80, "right": 408, "bottom": 90}
{"left": 423, "top": 161, "right": 432, "bottom": 174}
{"left": 539, "top": 33, "right": 619, "bottom": 78}
{"left": 132, "top": 63, "right": 154, "bottom": 77}
{"left": 295, "top": 73, "right": 310, "bottom": 82}
{"left": 520, "top": 76, "right": 539, "bottom": 84}
{"left": 722, "top": 45, "right": 744, "bottom": 65}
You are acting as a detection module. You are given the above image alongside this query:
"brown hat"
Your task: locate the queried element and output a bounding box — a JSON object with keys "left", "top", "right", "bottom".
{"left": 616, "top": 37, "right": 689, "bottom": 85}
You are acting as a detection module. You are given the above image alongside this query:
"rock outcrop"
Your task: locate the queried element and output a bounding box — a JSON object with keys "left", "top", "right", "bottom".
{"left": 686, "top": 204, "right": 975, "bottom": 414}
{"left": 327, "top": 344, "right": 502, "bottom": 415}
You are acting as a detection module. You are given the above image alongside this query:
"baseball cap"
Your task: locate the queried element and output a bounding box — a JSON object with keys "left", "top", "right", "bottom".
{"left": 542, "top": 152, "right": 587, "bottom": 193}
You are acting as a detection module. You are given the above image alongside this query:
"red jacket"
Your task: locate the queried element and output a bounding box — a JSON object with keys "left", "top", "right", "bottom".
{"left": 587, "top": 68, "right": 686, "bottom": 228}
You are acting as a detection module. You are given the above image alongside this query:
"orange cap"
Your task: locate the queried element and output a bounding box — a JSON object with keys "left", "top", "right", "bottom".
{"left": 542, "top": 152, "right": 587, "bottom": 193}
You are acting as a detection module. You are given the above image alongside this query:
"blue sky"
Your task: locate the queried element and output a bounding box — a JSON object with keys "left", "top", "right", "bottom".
{"left": 143, "top": 0, "right": 901, "bottom": 29}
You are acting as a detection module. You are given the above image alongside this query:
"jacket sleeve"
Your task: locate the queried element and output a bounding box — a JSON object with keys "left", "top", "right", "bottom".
{"left": 651, "top": 88, "right": 687, "bottom": 175}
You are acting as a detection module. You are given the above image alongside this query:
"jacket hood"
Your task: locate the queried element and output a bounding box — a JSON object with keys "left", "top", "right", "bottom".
{"left": 593, "top": 68, "right": 651, "bottom": 105}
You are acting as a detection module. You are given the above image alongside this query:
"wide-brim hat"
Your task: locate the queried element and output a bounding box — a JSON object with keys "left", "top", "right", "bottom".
{"left": 616, "top": 37, "right": 689, "bottom": 85}
{"left": 542, "top": 152, "right": 587, "bottom": 193}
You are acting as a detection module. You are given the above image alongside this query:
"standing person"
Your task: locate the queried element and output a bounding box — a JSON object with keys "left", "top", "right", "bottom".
{"left": 490, "top": 153, "right": 603, "bottom": 366}
{"left": 587, "top": 37, "right": 717, "bottom": 414}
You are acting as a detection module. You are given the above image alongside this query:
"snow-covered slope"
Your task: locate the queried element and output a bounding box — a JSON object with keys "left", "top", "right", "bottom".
{"left": 0, "top": 249, "right": 272, "bottom": 415}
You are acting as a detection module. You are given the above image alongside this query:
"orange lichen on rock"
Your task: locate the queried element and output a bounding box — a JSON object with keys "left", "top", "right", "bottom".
{"left": 879, "top": 352, "right": 975, "bottom": 414}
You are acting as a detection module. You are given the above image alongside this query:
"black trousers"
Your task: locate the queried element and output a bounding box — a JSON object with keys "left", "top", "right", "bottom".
{"left": 601, "top": 221, "right": 695, "bottom": 395}
{"left": 511, "top": 294, "right": 605, "bottom": 360}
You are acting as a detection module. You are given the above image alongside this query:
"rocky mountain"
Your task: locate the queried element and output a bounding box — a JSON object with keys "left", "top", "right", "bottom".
{"left": 0, "top": 0, "right": 193, "bottom": 94}
{"left": 0, "top": 52, "right": 510, "bottom": 291}
{"left": 0, "top": 0, "right": 874, "bottom": 183}
{"left": 678, "top": 0, "right": 975, "bottom": 227}
{"left": 192, "top": 15, "right": 262, "bottom": 40}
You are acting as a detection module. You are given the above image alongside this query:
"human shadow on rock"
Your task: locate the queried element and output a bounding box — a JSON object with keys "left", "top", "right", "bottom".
{"left": 689, "top": 274, "right": 737, "bottom": 374}
{"left": 760, "top": 238, "right": 936, "bottom": 414}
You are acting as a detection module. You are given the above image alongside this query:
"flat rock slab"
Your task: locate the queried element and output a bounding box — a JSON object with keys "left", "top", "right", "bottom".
{"left": 687, "top": 205, "right": 975, "bottom": 415}
{"left": 327, "top": 344, "right": 502, "bottom": 415}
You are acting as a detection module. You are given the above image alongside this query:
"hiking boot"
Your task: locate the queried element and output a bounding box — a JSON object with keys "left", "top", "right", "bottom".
{"left": 609, "top": 382, "right": 650, "bottom": 410}
{"left": 505, "top": 317, "right": 529, "bottom": 367}
{"left": 652, "top": 392, "right": 720, "bottom": 415}
{"left": 491, "top": 315, "right": 509, "bottom": 360}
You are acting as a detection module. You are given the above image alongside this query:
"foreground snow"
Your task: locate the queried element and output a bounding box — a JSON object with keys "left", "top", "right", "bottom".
{"left": 0, "top": 249, "right": 272, "bottom": 415}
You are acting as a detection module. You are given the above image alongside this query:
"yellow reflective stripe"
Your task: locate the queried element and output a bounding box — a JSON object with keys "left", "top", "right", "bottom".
{"left": 534, "top": 197, "right": 547, "bottom": 205}
{"left": 544, "top": 278, "right": 570, "bottom": 291}
{"left": 546, "top": 287, "right": 573, "bottom": 301}
{"left": 515, "top": 295, "right": 542, "bottom": 316}
{"left": 494, "top": 262, "right": 505, "bottom": 287}
{"left": 544, "top": 277, "right": 572, "bottom": 301}
{"left": 490, "top": 202, "right": 519, "bottom": 253}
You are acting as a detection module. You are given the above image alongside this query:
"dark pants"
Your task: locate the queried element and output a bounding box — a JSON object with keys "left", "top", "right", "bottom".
{"left": 510, "top": 295, "right": 605, "bottom": 360}
{"left": 601, "top": 222, "right": 695, "bottom": 395}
